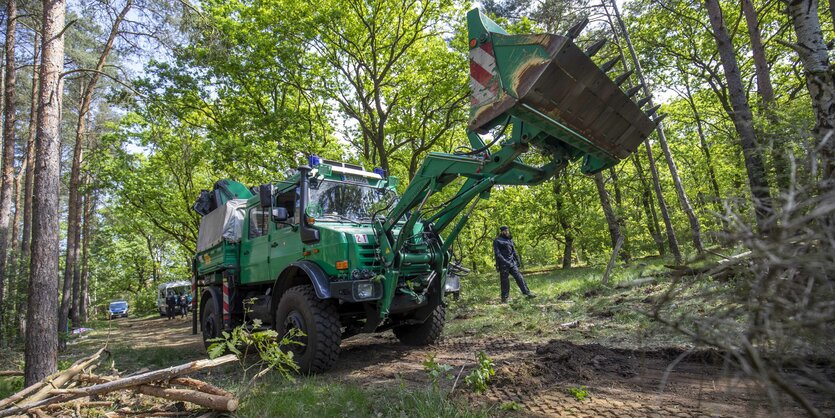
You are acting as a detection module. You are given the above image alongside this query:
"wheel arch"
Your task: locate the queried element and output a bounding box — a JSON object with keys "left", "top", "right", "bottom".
{"left": 271, "top": 261, "right": 331, "bottom": 313}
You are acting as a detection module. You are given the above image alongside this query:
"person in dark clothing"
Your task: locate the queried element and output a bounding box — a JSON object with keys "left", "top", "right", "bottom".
{"left": 166, "top": 293, "right": 178, "bottom": 320}
{"left": 178, "top": 295, "right": 188, "bottom": 318}
{"left": 493, "top": 226, "right": 535, "bottom": 303}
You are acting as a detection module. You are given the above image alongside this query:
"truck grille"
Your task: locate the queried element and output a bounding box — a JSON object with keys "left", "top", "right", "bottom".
{"left": 358, "top": 243, "right": 381, "bottom": 269}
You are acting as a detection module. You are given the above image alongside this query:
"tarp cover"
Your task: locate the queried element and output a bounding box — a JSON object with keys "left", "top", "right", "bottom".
{"left": 196, "top": 199, "right": 247, "bottom": 252}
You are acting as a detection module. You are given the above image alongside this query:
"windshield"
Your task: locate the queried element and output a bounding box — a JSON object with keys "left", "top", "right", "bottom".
{"left": 308, "top": 181, "right": 397, "bottom": 222}
{"left": 110, "top": 301, "right": 127, "bottom": 310}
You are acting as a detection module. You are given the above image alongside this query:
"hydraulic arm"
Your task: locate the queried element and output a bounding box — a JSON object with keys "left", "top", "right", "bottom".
{"left": 371, "top": 9, "right": 662, "bottom": 319}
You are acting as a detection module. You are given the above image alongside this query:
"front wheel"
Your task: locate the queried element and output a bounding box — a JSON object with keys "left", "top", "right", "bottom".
{"left": 393, "top": 303, "right": 445, "bottom": 346}
{"left": 275, "top": 285, "right": 342, "bottom": 374}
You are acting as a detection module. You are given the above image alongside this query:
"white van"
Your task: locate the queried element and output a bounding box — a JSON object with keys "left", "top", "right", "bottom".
{"left": 157, "top": 281, "right": 192, "bottom": 316}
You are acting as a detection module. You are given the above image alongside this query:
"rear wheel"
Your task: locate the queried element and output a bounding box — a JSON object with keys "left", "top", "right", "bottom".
{"left": 275, "top": 285, "right": 341, "bottom": 373}
{"left": 201, "top": 300, "right": 222, "bottom": 349}
{"left": 393, "top": 303, "right": 445, "bottom": 346}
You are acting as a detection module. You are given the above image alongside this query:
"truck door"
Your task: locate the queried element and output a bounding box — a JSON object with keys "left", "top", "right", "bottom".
{"left": 270, "top": 188, "right": 303, "bottom": 279}
{"left": 240, "top": 206, "right": 271, "bottom": 284}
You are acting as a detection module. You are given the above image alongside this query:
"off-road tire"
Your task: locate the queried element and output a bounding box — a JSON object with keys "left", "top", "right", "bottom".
{"left": 201, "top": 299, "right": 222, "bottom": 349}
{"left": 275, "top": 285, "right": 341, "bottom": 374}
{"left": 393, "top": 303, "right": 445, "bottom": 346}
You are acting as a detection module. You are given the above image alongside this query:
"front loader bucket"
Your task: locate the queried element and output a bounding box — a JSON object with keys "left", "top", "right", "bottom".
{"left": 467, "top": 9, "right": 656, "bottom": 172}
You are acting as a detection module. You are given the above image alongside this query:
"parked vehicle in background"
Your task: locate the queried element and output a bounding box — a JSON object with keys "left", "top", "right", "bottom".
{"left": 157, "top": 281, "right": 192, "bottom": 316}
{"left": 108, "top": 300, "right": 129, "bottom": 319}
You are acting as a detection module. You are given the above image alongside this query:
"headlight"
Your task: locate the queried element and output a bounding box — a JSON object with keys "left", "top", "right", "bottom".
{"left": 356, "top": 282, "right": 374, "bottom": 299}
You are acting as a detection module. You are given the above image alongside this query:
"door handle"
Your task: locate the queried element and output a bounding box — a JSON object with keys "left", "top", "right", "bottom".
{"left": 243, "top": 251, "right": 250, "bottom": 255}
{"left": 271, "top": 242, "right": 279, "bottom": 248}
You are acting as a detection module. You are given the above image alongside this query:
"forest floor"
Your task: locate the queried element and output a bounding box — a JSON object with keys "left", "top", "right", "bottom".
{"left": 5, "top": 256, "right": 834, "bottom": 417}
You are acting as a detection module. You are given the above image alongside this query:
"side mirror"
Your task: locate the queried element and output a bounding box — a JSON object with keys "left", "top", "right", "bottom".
{"left": 259, "top": 184, "right": 273, "bottom": 208}
{"left": 272, "top": 207, "right": 289, "bottom": 222}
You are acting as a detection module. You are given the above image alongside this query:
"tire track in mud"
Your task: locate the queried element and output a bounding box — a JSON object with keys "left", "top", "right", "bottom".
{"left": 337, "top": 335, "right": 829, "bottom": 417}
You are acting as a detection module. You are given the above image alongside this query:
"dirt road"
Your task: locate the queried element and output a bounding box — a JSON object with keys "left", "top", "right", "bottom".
{"left": 92, "top": 315, "right": 832, "bottom": 417}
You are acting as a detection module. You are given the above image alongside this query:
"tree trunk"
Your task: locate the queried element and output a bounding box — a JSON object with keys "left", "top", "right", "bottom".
{"left": 742, "top": 0, "right": 775, "bottom": 104}
{"left": 553, "top": 175, "right": 573, "bottom": 269}
{"left": 608, "top": 167, "right": 630, "bottom": 262}
{"left": 705, "top": 0, "right": 773, "bottom": 232}
{"left": 631, "top": 154, "right": 665, "bottom": 256}
{"left": 683, "top": 79, "right": 726, "bottom": 229}
{"left": 742, "top": 0, "right": 789, "bottom": 194}
{"left": 61, "top": 0, "right": 132, "bottom": 333}
{"left": 608, "top": 0, "right": 703, "bottom": 255}
{"left": 0, "top": 0, "right": 17, "bottom": 346}
{"left": 19, "top": 31, "right": 39, "bottom": 337}
{"left": 25, "top": 0, "right": 66, "bottom": 387}
{"left": 79, "top": 189, "right": 94, "bottom": 324}
{"left": 6, "top": 160, "right": 26, "bottom": 337}
{"left": 645, "top": 141, "right": 682, "bottom": 264}
{"left": 786, "top": 0, "right": 835, "bottom": 187}
{"left": 594, "top": 172, "right": 624, "bottom": 262}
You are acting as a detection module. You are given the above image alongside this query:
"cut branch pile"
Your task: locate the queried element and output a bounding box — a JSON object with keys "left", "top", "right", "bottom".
{"left": 0, "top": 349, "right": 238, "bottom": 417}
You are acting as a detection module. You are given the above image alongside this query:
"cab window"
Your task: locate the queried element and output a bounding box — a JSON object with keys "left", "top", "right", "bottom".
{"left": 248, "top": 208, "right": 269, "bottom": 238}
{"left": 275, "top": 187, "right": 299, "bottom": 227}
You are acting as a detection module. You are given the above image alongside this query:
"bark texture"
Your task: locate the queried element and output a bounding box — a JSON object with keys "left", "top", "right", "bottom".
{"left": 705, "top": 0, "right": 773, "bottom": 231}
{"left": 0, "top": 0, "right": 17, "bottom": 345}
{"left": 18, "top": 31, "right": 39, "bottom": 337}
{"left": 25, "top": 0, "right": 66, "bottom": 386}
{"left": 787, "top": 0, "right": 835, "bottom": 187}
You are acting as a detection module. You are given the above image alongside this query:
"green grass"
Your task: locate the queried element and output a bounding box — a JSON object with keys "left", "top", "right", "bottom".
{"left": 446, "top": 254, "right": 726, "bottom": 348}
{"left": 0, "top": 376, "right": 22, "bottom": 399}
{"left": 237, "top": 375, "right": 489, "bottom": 418}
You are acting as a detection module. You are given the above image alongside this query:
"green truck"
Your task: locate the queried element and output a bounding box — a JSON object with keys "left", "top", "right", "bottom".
{"left": 191, "top": 9, "right": 658, "bottom": 373}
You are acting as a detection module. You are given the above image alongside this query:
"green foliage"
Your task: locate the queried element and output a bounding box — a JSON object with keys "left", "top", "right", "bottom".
{"left": 567, "top": 385, "right": 590, "bottom": 401}
{"left": 208, "top": 318, "right": 302, "bottom": 385}
{"left": 0, "top": 377, "right": 22, "bottom": 399}
{"left": 464, "top": 351, "right": 495, "bottom": 394}
{"left": 422, "top": 353, "right": 454, "bottom": 389}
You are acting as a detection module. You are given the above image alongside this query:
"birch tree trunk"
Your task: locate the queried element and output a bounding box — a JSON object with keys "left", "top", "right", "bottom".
{"left": 0, "top": 0, "right": 17, "bottom": 345}
{"left": 608, "top": 0, "right": 703, "bottom": 255}
{"left": 61, "top": 0, "right": 132, "bottom": 332}
{"left": 705, "top": 0, "right": 773, "bottom": 232}
{"left": 25, "top": 0, "right": 66, "bottom": 386}
{"left": 786, "top": 0, "right": 835, "bottom": 187}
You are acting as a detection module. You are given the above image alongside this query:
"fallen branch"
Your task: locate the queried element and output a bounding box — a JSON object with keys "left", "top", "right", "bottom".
{"left": 169, "top": 377, "right": 234, "bottom": 398}
{"left": 0, "top": 371, "right": 22, "bottom": 377}
{"left": 1, "top": 354, "right": 237, "bottom": 417}
{"left": 51, "top": 355, "right": 236, "bottom": 399}
{"left": 134, "top": 385, "right": 238, "bottom": 412}
{"left": 22, "top": 347, "right": 107, "bottom": 404}
{"left": 78, "top": 374, "right": 238, "bottom": 412}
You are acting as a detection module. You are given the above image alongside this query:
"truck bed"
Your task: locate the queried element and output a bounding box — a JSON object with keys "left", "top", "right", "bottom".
{"left": 196, "top": 240, "right": 239, "bottom": 276}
